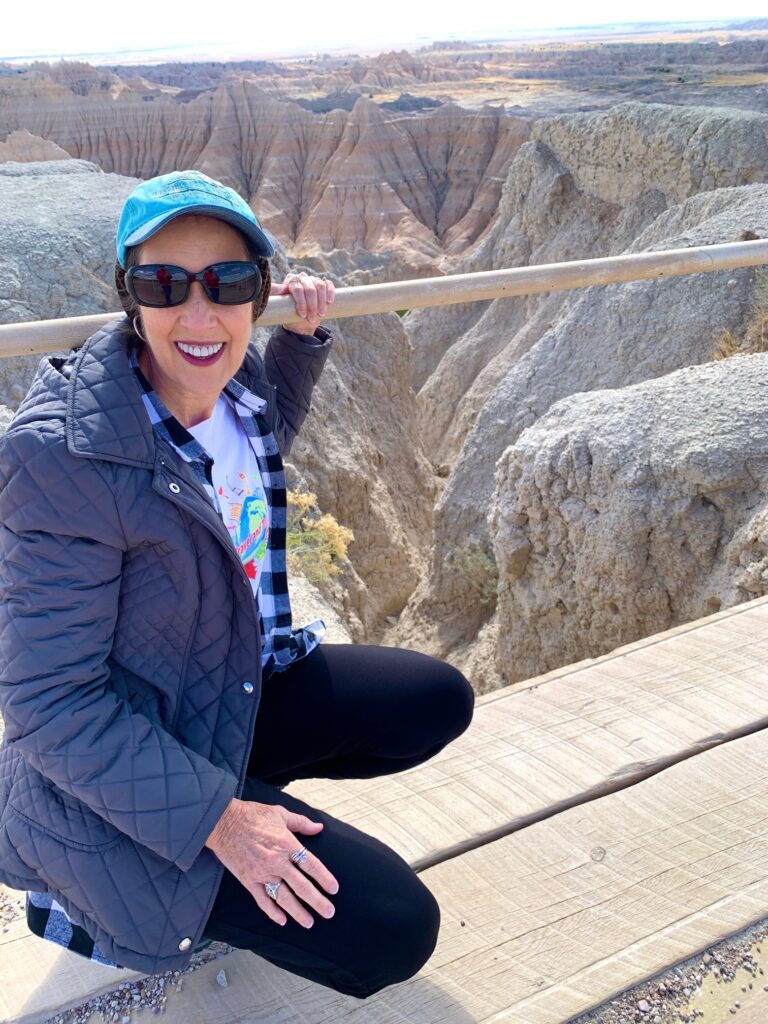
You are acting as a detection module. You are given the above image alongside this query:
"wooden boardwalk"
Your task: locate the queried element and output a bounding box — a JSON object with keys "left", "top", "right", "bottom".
{"left": 3, "top": 594, "right": 768, "bottom": 1023}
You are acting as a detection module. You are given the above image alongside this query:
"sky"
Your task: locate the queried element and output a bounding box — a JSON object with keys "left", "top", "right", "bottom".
{"left": 1, "top": 0, "right": 767, "bottom": 62}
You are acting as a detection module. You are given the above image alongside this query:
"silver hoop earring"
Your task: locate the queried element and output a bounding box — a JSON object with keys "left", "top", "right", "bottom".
{"left": 132, "top": 316, "right": 147, "bottom": 343}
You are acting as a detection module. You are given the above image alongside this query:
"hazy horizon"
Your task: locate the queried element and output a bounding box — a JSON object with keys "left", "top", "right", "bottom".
{"left": 2, "top": 6, "right": 767, "bottom": 65}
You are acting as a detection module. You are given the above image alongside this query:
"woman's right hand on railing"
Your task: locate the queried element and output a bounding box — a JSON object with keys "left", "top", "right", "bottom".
{"left": 204, "top": 797, "right": 339, "bottom": 927}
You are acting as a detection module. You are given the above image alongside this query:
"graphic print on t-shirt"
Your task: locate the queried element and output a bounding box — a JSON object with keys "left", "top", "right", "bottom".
{"left": 219, "top": 471, "right": 269, "bottom": 581}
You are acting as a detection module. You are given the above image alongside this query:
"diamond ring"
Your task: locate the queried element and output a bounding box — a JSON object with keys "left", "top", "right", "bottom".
{"left": 264, "top": 881, "right": 282, "bottom": 900}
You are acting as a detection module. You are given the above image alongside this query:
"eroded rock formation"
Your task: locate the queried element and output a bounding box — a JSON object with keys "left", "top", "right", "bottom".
{"left": 256, "top": 306, "right": 435, "bottom": 639}
{"left": 490, "top": 352, "right": 768, "bottom": 685}
{"left": 0, "top": 72, "right": 528, "bottom": 274}
{"left": 0, "top": 129, "right": 71, "bottom": 162}
{"left": 0, "top": 160, "right": 138, "bottom": 404}
{"left": 5, "top": 95, "right": 768, "bottom": 693}
{"left": 396, "top": 103, "right": 768, "bottom": 674}
{"left": 414, "top": 102, "right": 768, "bottom": 470}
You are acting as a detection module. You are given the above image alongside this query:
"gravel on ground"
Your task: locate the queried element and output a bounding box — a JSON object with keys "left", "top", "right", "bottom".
{"left": 0, "top": 884, "right": 23, "bottom": 930}
{"left": 569, "top": 918, "right": 768, "bottom": 1024}
{"left": 40, "top": 942, "right": 237, "bottom": 1024}
{"left": 33, "top": 916, "right": 768, "bottom": 1024}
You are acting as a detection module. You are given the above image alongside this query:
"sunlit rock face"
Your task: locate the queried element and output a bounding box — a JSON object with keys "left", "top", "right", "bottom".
{"left": 0, "top": 71, "right": 529, "bottom": 275}
{"left": 491, "top": 353, "right": 768, "bottom": 685}
{"left": 0, "top": 129, "right": 71, "bottom": 162}
{"left": 0, "top": 159, "right": 139, "bottom": 405}
{"left": 411, "top": 102, "right": 768, "bottom": 474}
{"left": 396, "top": 102, "right": 768, "bottom": 683}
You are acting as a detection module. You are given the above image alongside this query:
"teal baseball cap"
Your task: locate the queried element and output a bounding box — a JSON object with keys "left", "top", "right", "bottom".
{"left": 116, "top": 169, "right": 275, "bottom": 268}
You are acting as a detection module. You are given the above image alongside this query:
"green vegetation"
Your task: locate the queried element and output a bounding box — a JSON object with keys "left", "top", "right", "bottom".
{"left": 713, "top": 268, "right": 768, "bottom": 360}
{"left": 286, "top": 490, "right": 354, "bottom": 584}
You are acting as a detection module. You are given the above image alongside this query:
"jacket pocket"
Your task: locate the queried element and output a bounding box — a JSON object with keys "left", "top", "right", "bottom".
{"left": 7, "top": 762, "right": 125, "bottom": 852}
{"left": 0, "top": 755, "right": 41, "bottom": 888}
{"left": 6, "top": 799, "right": 190, "bottom": 963}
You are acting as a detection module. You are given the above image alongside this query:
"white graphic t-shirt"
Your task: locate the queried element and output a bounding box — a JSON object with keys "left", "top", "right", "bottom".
{"left": 188, "top": 395, "right": 270, "bottom": 595}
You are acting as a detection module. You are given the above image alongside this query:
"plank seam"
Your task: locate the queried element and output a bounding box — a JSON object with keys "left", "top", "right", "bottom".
{"left": 412, "top": 713, "right": 768, "bottom": 873}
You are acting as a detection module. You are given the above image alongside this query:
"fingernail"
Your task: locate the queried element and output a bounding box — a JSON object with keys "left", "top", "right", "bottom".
{"left": 304, "top": 919, "right": 314, "bottom": 929}
{"left": 323, "top": 906, "right": 335, "bottom": 918}
{"left": 329, "top": 883, "right": 339, "bottom": 894}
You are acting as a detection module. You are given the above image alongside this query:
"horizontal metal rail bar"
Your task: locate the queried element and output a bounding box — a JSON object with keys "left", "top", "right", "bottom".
{"left": 1, "top": 238, "right": 767, "bottom": 358}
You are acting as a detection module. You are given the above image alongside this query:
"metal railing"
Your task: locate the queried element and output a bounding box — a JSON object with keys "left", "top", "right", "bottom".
{"left": 1, "top": 238, "right": 767, "bottom": 358}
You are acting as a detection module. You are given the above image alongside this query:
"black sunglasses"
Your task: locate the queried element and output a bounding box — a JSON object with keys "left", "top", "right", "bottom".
{"left": 125, "top": 261, "right": 262, "bottom": 308}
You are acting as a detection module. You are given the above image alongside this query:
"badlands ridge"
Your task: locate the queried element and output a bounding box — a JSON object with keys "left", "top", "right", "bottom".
{"left": 2, "top": 43, "right": 768, "bottom": 691}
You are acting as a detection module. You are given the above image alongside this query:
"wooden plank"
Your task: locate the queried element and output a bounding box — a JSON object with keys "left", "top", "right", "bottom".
{"left": 0, "top": 917, "right": 140, "bottom": 1024}
{"left": 289, "top": 594, "right": 768, "bottom": 866}
{"left": 32, "top": 725, "right": 768, "bottom": 1024}
{"left": 1, "top": 238, "right": 768, "bottom": 356}
{"left": 3, "top": 594, "right": 768, "bottom": 1022}
{"left": 415, "top": 725, "right": 768, "bottom": 1024}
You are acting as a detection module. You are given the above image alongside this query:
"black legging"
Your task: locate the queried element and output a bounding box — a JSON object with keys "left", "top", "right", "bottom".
{"left": 201, "top": 642, "right": 475, "bottom": 998}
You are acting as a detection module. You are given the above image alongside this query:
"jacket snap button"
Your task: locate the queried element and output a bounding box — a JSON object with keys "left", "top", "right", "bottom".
{"left": 242, "top": 681, "right": 254, "bottom": 694}
{"left": 178, "top": 936, "right": 192, "bottom": 951}
{"left": 168, "top": 482, "right": 181, "bottom": 494}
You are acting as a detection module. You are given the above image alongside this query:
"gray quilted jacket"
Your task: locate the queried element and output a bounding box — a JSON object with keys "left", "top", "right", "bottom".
{"left": 0, "top": 317, "right": 331, "bottom": 974}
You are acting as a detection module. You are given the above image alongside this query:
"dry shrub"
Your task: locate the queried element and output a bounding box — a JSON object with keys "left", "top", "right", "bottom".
{"left": 713, "top": 268, "right": 768, "bottom": 360}
{"left": 286, "top": 490, "right": 354, "bottom": 584}
{"left": 451, "top": 539, "right": 499, "bottom": 609}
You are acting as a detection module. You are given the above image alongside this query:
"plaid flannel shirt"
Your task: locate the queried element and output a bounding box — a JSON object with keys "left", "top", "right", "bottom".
{"left": 129, "top": 349, "right": 326, "bottom": 671}
{"left": 26, "top": 336, "right": 329, "bottom": 967}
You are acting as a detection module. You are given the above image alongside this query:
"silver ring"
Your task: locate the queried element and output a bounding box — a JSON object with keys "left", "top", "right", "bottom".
{"left": 290, "top": 846, "right": 308, "bottom": 865}
{"left": 265, "top": 881, "right": 282, "bottom": 900}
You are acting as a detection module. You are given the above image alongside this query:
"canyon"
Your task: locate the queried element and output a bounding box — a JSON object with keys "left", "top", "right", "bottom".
{"left": 2, "top": 33, "right": 768, "bottom": 692}
{"left": 0, "top": 66, "right": 529, "bottom": 276}
{"left": 1, "top": 31, "right": 767, "bottom": 274}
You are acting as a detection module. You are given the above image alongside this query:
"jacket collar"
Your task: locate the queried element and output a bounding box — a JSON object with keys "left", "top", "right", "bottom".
{"left": 66, "top": 317, "right": 274, "bottom": 468}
